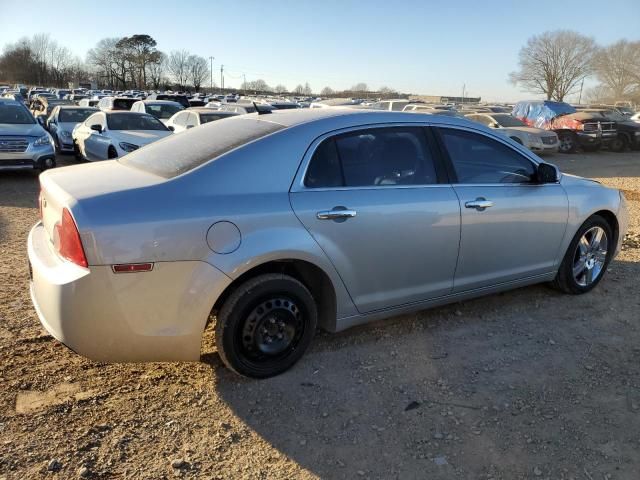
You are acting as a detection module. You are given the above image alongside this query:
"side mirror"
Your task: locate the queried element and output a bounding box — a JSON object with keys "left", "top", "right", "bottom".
{"left": 167, "top": 125, "right": 175, "bottom": 131}
{"left": 536, "top": 162, "right": 559, "bottom": 184}
{"left": 90, "top": 124, "right": 102, "bottom": 133}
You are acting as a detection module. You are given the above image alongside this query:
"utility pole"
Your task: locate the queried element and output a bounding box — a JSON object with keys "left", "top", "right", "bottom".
{"left": 461, "top": 83, "right": 466, "bottom": 105}
{"left": 220, "top": 65, "right": 224, "bottom": 92}
{"left": 243, "top": 73, "right": 246, "bottom": 95}
{"left": 209, "top": 56, "right": 214, "bottom": 92}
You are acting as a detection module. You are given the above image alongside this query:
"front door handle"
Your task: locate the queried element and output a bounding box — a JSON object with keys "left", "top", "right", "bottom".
{"left": 317, "top": 208, "right": 357, "bottom": 220}
{"left": 465, "top": 198, "right": 493, "bottom": 211}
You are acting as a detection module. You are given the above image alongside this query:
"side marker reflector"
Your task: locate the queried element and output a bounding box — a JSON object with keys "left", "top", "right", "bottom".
{"left": 112, "top": 263, "right": 154, "bottom": 273}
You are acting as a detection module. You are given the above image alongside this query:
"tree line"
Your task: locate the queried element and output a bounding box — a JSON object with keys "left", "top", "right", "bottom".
{"left": 510, "top": 30, "right": 640, "bottom": 104}
{"left": 0, "top": 33, "right": 401, "bottom": 97}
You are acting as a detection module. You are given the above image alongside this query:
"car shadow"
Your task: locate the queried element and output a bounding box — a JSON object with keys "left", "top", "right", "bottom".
{"left": 208, "top": 257, "right": 640, "bottom": 478}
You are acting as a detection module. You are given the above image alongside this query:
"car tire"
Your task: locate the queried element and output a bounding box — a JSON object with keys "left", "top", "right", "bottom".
{"left": 558, "top": 133, "right": 577, "bottom": 154}
{"left": 552, "top": 215, "right": 614, "bottom": 294}
{"left": 215, "top": 273, "right": 317, "bottom": 378}
{"left": 609, "top": 136, "right": 626, "bottom": 153}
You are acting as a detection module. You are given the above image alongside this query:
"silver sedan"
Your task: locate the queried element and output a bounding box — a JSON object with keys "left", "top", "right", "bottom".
{"left": 28, "top": 109, "right": 629, "bottom": 377}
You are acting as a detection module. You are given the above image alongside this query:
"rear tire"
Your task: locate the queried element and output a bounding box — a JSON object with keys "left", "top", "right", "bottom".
{"left": 215, "top": 274, "right": 317, "bottom": 378}
{"left": 558, "top": 133, "right": 577, "bottom": 153}
{"left": 552, "top": 215, "right": 613, "bottom": 294}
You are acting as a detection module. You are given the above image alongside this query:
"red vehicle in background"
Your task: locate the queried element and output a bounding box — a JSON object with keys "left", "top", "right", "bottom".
{"left": 512, "top": 100, "right": 624, "bottom": 153}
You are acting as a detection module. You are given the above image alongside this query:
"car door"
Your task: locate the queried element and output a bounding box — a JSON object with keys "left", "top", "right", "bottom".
{"left": 436, "top": 126, "right": 568, "bottom": 292}
{"left": 290, "top": 125, "right": 461, "bottom": 314}
{"left": 83, "top": 113, "right": 109, "bottom": 160}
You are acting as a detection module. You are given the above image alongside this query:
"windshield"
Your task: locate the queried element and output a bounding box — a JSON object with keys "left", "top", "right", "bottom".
{"left": 493, "top": 114, "right": 526, "bottom": 127}
{"left": 59, "top": 109, "right": 97, "bottom": 123}
{"left": 603, "top": 111, "right": 626, "bottom": 121}
{"left": 120, "top": 118, "right": 284, "bottom": 178}
{"left": 146, "top": 103, "right": 183, "bottom": 119}
{"left": 0, "top": 104, "right": 35, "bottom": 124}
{"left": 107, "top": 114, "right": 167, "bottom": 131}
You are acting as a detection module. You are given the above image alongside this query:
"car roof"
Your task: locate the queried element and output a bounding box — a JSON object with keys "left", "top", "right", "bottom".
{"left": 140, "top": 100, "right": 182, "bottom": 105}
{"left": 249, "top": 108, "right": 474, "bottom": 129}
{"left": 188, "top": 108, "right": 238, "bottom": 114}
{"left": 58, "top": 105, "right": 99, "bottom": 110}
{"left": 104, "top": 111, "right": 151, "bottom": 116}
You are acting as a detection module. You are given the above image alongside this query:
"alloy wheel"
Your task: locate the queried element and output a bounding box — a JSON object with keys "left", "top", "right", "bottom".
{"left": 572, "top": 226, "right": 608, "bottom": 287}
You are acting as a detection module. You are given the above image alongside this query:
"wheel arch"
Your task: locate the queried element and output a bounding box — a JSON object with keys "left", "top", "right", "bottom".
{"left": 211, "top": 258, "right": 338, "bottom": 332}
{"left": 592, "top": 209, "right": 619, "bottom": 248}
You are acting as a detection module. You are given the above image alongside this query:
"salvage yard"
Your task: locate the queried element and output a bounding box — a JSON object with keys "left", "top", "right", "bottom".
{"left": 1, "top": 152, "right": 640, "bottom": 479}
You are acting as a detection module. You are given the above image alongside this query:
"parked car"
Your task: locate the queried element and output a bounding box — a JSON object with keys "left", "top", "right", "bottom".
{"left": 46, "top": 106, "right": 98, "bottom": 153}
{"left": 219, "top": 103, "right": 273, "bottom": 114}
{"left": 580, "top": 109, "right": 640, "bottom": 150}
{"left": 29, "top": 109, "right": 628, "bottom": 377}
{"left": 403, "top": 105, "right": 467, "bottom": 118}
{"left": 30, "top": 97, "right": 74, "bottom": 121}
{"left": 165, "top": 108, "right": 239, "bottom": 132}
{"left": 130, "top": 100, "right": 184, "bottom": 125}
{"left": 512, "top": 101, "right": 621, "bottom": 153}
{"left": 631, "top": 112, "right": 640, "bottom": 123}
{"left": 368, "top": 99, "right": 411, "bottom": 111}
{"left": 78, "top": 98, "right": 100, "bottom": 108}
{"left": 188, "top": 99, "right": 207, "bottom": 107}
{"left": 145, "top": 94, "right": 190, "bottom": 108}
{"left": 0, "top": 98, "right": 56, "bottom": 171}
{"left": 97, "top": 96, "right": 138, "bottom": 112}
{"left": 465, "top": 113, "right": 559, "bottom": 153}
{"left": 72, "top": 111, "right": 172, "bottom": 161}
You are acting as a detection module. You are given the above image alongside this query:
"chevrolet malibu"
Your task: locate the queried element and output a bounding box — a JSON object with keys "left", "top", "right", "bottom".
{"left": 28, "top": 109, "right": 629, "bottom": 378}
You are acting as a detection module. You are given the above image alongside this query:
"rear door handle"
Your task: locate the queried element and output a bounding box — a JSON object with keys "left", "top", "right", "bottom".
{"left": 317, "top": 208, "right": 357, "bottom": 220}
{"left": 465, "top": 198, "right": 493, "bottom": 211}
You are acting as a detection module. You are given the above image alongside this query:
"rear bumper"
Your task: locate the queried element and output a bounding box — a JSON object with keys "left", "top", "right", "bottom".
{"left": 28, "top": 221, "right": 232, "bottom": 362}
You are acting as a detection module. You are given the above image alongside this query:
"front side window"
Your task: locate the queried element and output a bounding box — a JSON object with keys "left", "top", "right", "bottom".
{"left": 305, "top": 127, "right": 438, "bottom": 188}
{"left": 439, "top": 128, "right": 536, "bottom": 184}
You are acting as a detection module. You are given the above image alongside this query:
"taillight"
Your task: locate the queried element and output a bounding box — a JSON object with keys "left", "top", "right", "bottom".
{"left": 53, "top": 208, "right": 88, "bottom": 268}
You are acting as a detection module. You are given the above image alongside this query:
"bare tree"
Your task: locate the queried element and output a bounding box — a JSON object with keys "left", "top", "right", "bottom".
{"left": 167, "top": 50, "right": 190, "bottom": 89}
{"left": 274, "top": 84, "right": 287, "bottom": 93}
{"left": 592, "top": 40, "right": 640, "bottom": 99}
{"left": 378, "top": 86, "right": 397, "bottom": 95}
{"left": 187, "top": 54, "right": 209, "bottom": 92}
{"left": 147, "top": 51, "right": 166, "bottom": 90}
{"left": 509, "top": 30, "right": 596, "bottom": 101}
{"left": 351, "top": 82, "right": 368, "bottom": 92}
{"left": 303, "top": 82, "right": 312, "bottom": 95}
{"left": 293, "top": 84, "right": 304, "bottom": 95}
{"left": 320, "top": 86, "right": 334, "bottom": 96}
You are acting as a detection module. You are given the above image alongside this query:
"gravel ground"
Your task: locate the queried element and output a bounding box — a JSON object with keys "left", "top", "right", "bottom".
{"left": 1, "top": 151, "right": 640, "bottom": 480}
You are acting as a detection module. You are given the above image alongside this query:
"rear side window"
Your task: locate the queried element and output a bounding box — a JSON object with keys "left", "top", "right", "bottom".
{"left": 305, "top": 127, "right": 438, "bottom": 188}
{"left": 120, "top": 118, "right": 284, "bottom": 178}
{"left": 439, "top": 128, "right": 536, "bottom": 184}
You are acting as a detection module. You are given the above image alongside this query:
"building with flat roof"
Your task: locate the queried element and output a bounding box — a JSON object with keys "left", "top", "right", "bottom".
{"left": 410, "top": 95, "right": 481, "bottom": 104}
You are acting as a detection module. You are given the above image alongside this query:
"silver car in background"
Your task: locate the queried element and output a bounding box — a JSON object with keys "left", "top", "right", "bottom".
{"left": 0, "top": 98, "right": 56, "bottom": 171}
{"left": 28, "top": 109, "right": 628, "bottom": 377}
{"left": 46, "top": 106, "right": 98, "bottom": 153}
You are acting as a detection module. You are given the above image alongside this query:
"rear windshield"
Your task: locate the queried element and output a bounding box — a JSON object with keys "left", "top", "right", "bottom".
{"left": 120, "top": 117, "right": 284, "bottom": 178}
{"left": 0, "top": 103, "right": 34, "bottom": 124}
{"left": 107, "top": 113, "right": 167, "bottom": 131}
{"left": 200, "top": 113, "right": 234, "bottom": 124}
{"left": 113, "top": 98, "right": 137, "bottom": 110}
{"left": 146, "top": 103, "right": 183, "bottom": 119}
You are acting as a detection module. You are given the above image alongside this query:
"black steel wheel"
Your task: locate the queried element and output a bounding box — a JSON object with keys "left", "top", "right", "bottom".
{"left": 215, "top": 274, "right": 317, "bottom": 378}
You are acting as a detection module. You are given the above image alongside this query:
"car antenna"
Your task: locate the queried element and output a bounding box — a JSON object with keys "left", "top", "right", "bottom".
{"left": 253, "top": 101, "right": 271, "bottom": 115}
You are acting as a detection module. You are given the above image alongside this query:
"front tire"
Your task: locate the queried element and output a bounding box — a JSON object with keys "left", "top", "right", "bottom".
{"left": 558, "top": 133, "right": 577, "bottom": 153}
{"left": 215, "top": 274, "right": 317, "bottom": 378}
{"left": 552, "top": 215, "right": 613, "bottom": 294}
{"left": 609, "top": 135, "right": 626, "bottom": 153}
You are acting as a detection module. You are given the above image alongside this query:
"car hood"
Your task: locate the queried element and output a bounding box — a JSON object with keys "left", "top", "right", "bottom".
{"left": 503, "top": 126, "right": 551, "bottom": 135}
{"left": 109, "top": 130, "right": 173, "bottom": 146}
{"left": 58, "top": 122, "right": 81, "bottom": 133}
{"left": 0, "top": 122, "right": 46, "bottom": 137}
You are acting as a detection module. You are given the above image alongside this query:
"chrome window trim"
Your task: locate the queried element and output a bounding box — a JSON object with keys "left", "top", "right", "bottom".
{"left": 292, "top": 121, "right": 443, "bottom": 192}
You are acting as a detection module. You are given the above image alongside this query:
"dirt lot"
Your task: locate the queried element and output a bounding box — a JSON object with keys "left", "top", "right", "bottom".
{"left": 1, "top": 151, "right": 640, "bottom": 480}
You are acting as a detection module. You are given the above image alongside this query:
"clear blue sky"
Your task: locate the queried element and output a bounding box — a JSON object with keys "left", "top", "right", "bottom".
{"left": 1, "top": 0, "right": 638, "bottom": 101}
